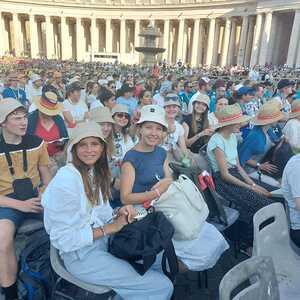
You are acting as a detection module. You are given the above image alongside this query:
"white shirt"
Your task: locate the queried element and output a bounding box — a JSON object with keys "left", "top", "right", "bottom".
{"left": 25, "top": 83, "right": 42, "bottom": 103}
{"left": 42, "top": 164, "right": 113, "bottom": 253}
{"left": 153, "top": 93, "right": 165, "bottom": 107}
{"left": 90, "top": 100, "right": 104, "bottom": 110}
{"left": 283, "top": 119, "right": 300, "bottom": 149}
{"left": 248, "top": 69, "right": 260, "bottom": 81}
{"left": 161, "top": 121, "right": 184, "bottom": 151}
{"left": 63, "top": 99, "right": 88, "bottom": 122}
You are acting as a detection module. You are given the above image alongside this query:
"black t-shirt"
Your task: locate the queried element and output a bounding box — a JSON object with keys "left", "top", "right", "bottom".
{"left": 183, "top": 114, "right": 205, "bottom": 154}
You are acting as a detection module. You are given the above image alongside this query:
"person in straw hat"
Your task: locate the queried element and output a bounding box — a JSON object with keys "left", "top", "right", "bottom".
{"left": 207, "top": 103, "right": 275, "bottom": 248}
{"left": 238, "top": 100, "right": 285, "bottom": 187}
{"left": 121, "top": 104, "right": 229, "bottom": 273}
{"left": 283, "top": 100, "right": 300, "bottom": 153}
{"left": 27, "top": 85, "right": 68, "bottom": 157}
{"left": 182, "top": 93, "right": 214, "bottom": 154}
{"left": 0, "top": 99, "right": 51, "bottom": 300}
{"left": 42, "top": 122, "right": 175, "bottom": 300}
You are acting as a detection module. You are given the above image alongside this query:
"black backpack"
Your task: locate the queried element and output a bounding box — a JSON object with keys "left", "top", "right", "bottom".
{"left": 108, "top": 211, "right": 178, "bottom": 282}
{"left": 18, "top": 229, "right": 55, "bottom": 300}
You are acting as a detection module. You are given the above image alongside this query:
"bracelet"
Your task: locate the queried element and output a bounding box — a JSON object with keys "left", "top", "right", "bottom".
{"left": 154, "top": 188, "right": 161, "bottom": 198}
{"left": 99, "top": 225, "right": 107, "bottom": 237}
{"left": 112, "top": 207, "right": 120, "bottom": 219}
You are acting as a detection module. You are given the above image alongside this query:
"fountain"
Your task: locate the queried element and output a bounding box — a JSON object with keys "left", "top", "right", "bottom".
{"left": 135, "top": 23, "right": 166, "bottom": 65}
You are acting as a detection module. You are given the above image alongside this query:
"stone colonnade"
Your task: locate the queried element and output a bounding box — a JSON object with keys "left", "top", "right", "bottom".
{"left": 0, "top": 9, "right": 299, "bottom": 67}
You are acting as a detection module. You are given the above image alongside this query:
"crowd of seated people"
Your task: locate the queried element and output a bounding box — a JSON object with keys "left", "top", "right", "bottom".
{"left": 1, "top": 60, "right": 300, "bottom": 300}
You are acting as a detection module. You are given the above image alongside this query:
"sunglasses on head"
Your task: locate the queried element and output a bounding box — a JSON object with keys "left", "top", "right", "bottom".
{"left": 115, "top": 113, "right": 129, "bottom": 119}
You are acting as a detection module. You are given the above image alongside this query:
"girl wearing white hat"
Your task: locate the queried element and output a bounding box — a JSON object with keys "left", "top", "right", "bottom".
{"left": 207, "top": 103, "right": 274, "bottom": 248}
{"left": 42, "top": 121, "right": 173, "bottom": 300}
{"left": 121, "top": 105, "right": 229, "bottom": 273}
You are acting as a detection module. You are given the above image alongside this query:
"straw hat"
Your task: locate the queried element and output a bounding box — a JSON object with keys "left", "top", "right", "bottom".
{"left": 289, "top": 101, "right": 300, "bottom": 119}
{"left": 137, "top": 104, "right": 168, "bottom": 129}
{"left": 193, "top": 93, "right": 210, "bottom": 107}
{"left": 34, "top": 90, "right": 63, "bottom": 116}
{"left": 68, "top": 121, "right": 106, "bottom": 151}
{"left": 111, "top": 104, "right": 129, "bottom": 116}
{"left": 252, "top": 101, "right": 285, "bottom": 126}
{"left": 0, "top": 98, "right": 25, "bottom": 124}
{"left": 90, "top": 107, "right": 115, "bottom": 124}
{"left": 163, "top": 93, "right": 180, "bottom": 107}
{"left": 215, "top": 103, "right": 252, "bottom": 129}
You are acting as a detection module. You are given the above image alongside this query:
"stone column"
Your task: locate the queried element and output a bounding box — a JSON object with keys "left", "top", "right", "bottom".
{"left": 258, "top": 12, "right": 273, "bottom": 66}
{"left": 105, "top": 18, "right": 112, "bottom": 53}
{"left": 177, "top": 18, "right": 185, "bottom": 62}
{"left": 13, "top": 13, "right": 23, "bottom": 56}
{"left": 250, "top": 13, "right": 263, "bottom": 66}
{"left": 220, "top": 18, "right": 231, "bottom": 67}
{"left": 45, "top": 16, "right": 55, "bottom": 59}
{"left": 237, "top": 15, "right": 249, "bottom": 65}
{"left": 134, "top": 19, "right": 140, "bottom": 48}
{"left": 169, "top": 23, "right": 174, "bottom": 63}
{"left": 212, "top": 19, "right": 220, "bottom": 65}
{"left": 120, "top": 18, "right": 126, "bottom": 54}
{"left": 227, "top": 18, "right": 236, "bottom": 65}
{"left": 60, "top": 16, "right": 69, "bottom": 60}
{"left": 29, "top": 14, "right": 39, "bottom": 58}
{"left": 91, "top": 17, "right": 99, "bottom": 57}
{"left": 244, "top": 16, "right": 255, "bottom": 66}
{"left": 287, "top": 10, "right": 300, "bottom": 67}
{"left": 296, "top": 42, "right": 300, "bottom": 68}
{"left": 76, "top": 17, "right": 85, "bottom": 61}
{"left": 163, "top": 19, "right": 170, "bottom": 60}
{"left": 0, "top": 13, "right": 5, "bottom": 56}
{"left": 191, "top": 18, "right": 200, "bottom": 67}
{"left": 205, "top": 17, "right": 216, "bottom": 66}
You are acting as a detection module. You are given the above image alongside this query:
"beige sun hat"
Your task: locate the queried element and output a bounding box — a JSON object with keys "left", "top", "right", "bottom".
{"left": 289, "top": 101, "right": 300, "bottom": 119}
{"left": 0, "top": 98, "right": 25, "bottom": 124}
{"left": 90, "top": 107, "right": 115, "bottom": 124}
{"left": 163, "top": 93, "right": 181, "bottom": 107}
{"left": 68, "top": 121, "right": 106, "bottom": 151}
{"left": 193, "top": 93, "right": 210, "bottom": 107}
{"left": 252, "top": 101, "right": 285, "bottom": 126}
{"left": 34, "top": 91, "right": 63, "bottom": 116}
{"left": 215, "top": 103, "right": 252, "bottom": 129}
{"left": 111, "top": 104, "right": 129, "bottom": 116}
{"left": 137, "top": 104, "right": 168, "bottom": 129}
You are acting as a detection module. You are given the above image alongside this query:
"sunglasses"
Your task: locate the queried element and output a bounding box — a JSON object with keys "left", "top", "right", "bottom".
{"left": 115, "top": 113, "right": 129, "bottom": 119}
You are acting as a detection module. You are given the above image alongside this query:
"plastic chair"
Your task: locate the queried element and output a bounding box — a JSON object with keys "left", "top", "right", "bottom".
{"left": 50, "top": 245, "right": 113, "bottom": 300}
{"left": 253, "top": 203, "right": 300, "bottom": 299}
{"left": 219, "top": 256, "right": 280, "bottom": 300}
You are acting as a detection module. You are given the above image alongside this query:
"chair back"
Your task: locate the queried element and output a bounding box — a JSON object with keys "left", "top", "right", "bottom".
{"left": 219, "top": 256, "right": 280, "bottom": 300}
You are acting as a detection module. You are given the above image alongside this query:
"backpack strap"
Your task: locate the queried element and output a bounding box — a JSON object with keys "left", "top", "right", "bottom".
{"left": 161, "top": 241, "right": 178, "bottom": 282}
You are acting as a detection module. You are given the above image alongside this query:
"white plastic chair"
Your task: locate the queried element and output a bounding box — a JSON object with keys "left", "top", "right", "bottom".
{"left": 253, "top": 203, "right": 300, "bottom": 299}
{"left": 219, "top": 256, "right": 280, "bottom": 300}
{"left": 50, "top": 245, "right": 113, "bottom": 300}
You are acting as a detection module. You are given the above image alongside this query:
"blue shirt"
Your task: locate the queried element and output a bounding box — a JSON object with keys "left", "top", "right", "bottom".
{"left": 3, "top": 87, "right": 28, "bottom": 106}
{"left": 238, "top": 126, "right": 266, "bottom": 166}
{"left": 116, "top": 96, "right": 138, "bottom": 116}
{"left": 123, "top": 146, "right": 166, "bottom": 193}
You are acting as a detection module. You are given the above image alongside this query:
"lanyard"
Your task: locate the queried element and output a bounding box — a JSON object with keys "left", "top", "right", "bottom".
{"left": 10, "top": 88, "right": 19, "bottom": 100}
{"left": 1, "top": 136, "right": 28, "bottom": 179}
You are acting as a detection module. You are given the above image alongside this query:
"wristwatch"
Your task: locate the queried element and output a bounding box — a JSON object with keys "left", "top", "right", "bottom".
{"left": 256, "top": 162, "right": 261, "bottom": 170}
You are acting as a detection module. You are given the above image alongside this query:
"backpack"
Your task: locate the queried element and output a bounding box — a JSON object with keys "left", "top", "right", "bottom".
{"left": 154, "top": 174, "right": 209, "bottom": 241}
{"left": 18, "top": 229, "right": 55, "bottom": 300}
{"left": 109, "top": 211, "right": 178, "bottom": 282}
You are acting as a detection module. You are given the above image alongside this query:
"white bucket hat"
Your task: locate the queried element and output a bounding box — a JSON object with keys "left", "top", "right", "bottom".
{"left": 0, "top": 98, "right": 25, "bottom": 124}
{"left": 137, "top": 105, "right": 168, "bottom": 129}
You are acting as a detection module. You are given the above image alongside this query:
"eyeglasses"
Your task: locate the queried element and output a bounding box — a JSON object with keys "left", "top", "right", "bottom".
{"left": 110, "top": 86, "right": 116, "bottom": 89}
{"left": 115, "top": 113, "right": 129, "bottom": 119}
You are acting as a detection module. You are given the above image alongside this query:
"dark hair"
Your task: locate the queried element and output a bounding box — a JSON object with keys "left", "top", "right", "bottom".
{"left": 98, "top": 87, "right": 115, "bottom": 104}
{"left": 71, "top": 139, "right": 111, "bottom": 204}
{"left": 86, "top": 81, "right": 97, "bottom": 95}
{"left": 139, "top": 89, "right": 152, "bottom": 101}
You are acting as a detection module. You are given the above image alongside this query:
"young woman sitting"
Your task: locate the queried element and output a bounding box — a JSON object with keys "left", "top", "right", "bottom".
{"left": 42, "top": 121, "right": 174, "bottom": 300}
{"left": 182, "top": 93, "right": 214, "bottom": 154}
{"left": 121, "top": 105, "right": 229, "bottom": 272}
{"left": 207, "top": 104, "right": 274, "bottom": 247}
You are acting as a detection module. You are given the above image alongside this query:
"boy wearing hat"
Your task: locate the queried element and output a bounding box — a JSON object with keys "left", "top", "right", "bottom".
{"left": 0, "top": 99, "right": 51, "bottom": 300}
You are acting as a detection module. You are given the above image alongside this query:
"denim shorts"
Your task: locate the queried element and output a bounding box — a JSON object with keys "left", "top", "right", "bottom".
{"left": 0, "top": 191, "right": 42, "bottom": 228}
